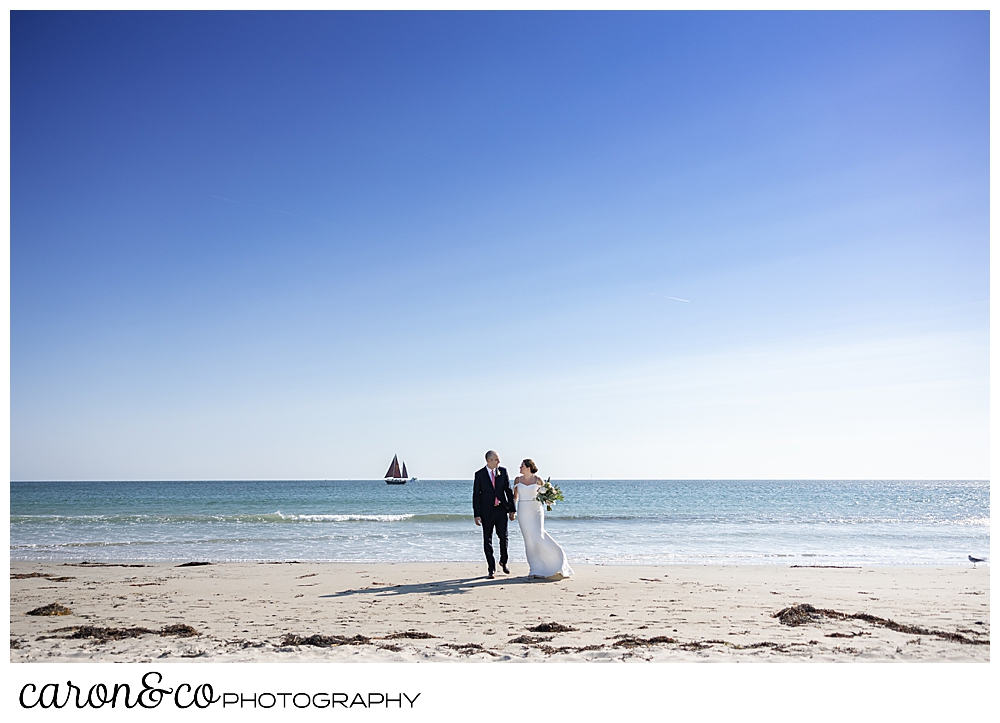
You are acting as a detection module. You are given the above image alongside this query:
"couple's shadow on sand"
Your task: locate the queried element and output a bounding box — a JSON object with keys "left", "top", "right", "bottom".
{"left": 320, "top": 574, "right": 561, "bottom": 599}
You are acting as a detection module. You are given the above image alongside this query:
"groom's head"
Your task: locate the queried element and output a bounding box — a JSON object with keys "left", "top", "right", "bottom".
{"left": 485, "top": 451, "right": 500, "bottom": 470}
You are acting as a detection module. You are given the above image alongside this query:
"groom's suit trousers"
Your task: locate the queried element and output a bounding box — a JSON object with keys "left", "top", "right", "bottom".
{"left": 480, "top": 508, "right": 509, "bottom": 572}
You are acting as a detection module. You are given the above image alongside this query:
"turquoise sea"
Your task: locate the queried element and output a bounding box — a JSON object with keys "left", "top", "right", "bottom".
{"left": 10, "top": 479, "right": 989, "bottom": 566}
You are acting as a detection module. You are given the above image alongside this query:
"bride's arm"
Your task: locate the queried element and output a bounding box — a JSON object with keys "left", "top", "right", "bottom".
{"left": 512, "top": 478, "right": 519, "bottom": 502}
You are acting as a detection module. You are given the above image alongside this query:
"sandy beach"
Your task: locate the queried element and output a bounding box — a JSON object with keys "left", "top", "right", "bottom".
{"left": 9, "top": 560, "right": 988, "bottom": 662}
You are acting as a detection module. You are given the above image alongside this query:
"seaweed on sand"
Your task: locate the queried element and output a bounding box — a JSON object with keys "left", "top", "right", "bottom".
{"left": 441, "top": 643, "right": 499, "bottom": 657}
{"left": 159, "top": 624, "right": 200, "bottom": 637}
{"left": 12, "top": 572, "right": 76, "bottom": 581}
{"left": 508, "top": 635, "right": 553, "bottom": 644}
{"left": 26, "top": 604, "right": 72, "bottom": 616}
{"left": 608, "top": 634, "right": 787, "bottom": 652}
{"left": 280, "top": 633, "right": 371, "bottom": 647}
{"left": 382, "top": 631, "right": 437, "bottom": 640}
{"left": 527, "top": 622, "right": 577, "bottom": 633}
{"left": 609, "top": 634, "right": 678, "bottom": 648}
{"left": 43, "top": 624, "right": 200, "bottom": 641}
{"left": 773, "top": 604, "right": 989, "bottom": 645}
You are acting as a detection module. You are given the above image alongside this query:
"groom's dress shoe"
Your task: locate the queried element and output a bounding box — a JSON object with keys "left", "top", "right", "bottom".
{"left": 501, "top": 564, "right": 510, "bottom": 574}
{"left": 487, "top": 571, "right": 495, "bottom": 579}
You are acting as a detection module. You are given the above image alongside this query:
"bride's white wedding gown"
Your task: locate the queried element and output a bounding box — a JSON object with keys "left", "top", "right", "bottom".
{"left": 515, "top": 482, "right": 574, "bottom": 578}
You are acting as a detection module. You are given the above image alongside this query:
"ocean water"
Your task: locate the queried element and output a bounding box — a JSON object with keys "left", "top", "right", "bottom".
{"left": 10, "top": 479, "right": 989, "bottom": 566}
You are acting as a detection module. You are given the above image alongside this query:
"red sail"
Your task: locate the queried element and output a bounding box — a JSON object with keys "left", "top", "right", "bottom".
{"left": 401, "top": 461, "right": 408, "bottom": 478}
{"left": 384, "top": 455, "right": 401, "bottom": 479}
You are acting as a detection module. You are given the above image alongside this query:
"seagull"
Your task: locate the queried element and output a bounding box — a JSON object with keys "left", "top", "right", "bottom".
{"left": 969, "top": 555, "right": 987, "bottom": 567}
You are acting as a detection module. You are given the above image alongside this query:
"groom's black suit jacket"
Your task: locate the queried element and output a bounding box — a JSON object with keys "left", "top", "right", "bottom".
{"left": 472, "top": 466, "right": 514, "bottom": 519}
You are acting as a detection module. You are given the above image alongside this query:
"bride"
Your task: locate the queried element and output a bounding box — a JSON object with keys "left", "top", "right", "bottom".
{"left": 513, "top": 459, "right": 574, "bottom": 579}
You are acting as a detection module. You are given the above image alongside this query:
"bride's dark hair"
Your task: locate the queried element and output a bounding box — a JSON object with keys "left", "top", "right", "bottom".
{"left": 521, "top": 459, "right": 538, "bottom": 474}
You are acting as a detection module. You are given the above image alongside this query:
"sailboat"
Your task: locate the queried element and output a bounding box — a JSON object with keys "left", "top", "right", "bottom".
{"left": 384, "top": 454, "right": 415, "bottom": 485}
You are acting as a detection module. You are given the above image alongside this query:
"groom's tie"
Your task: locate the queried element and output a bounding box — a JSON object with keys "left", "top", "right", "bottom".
{"left": 490, "top": 468, "right": 499, "bottom": 506}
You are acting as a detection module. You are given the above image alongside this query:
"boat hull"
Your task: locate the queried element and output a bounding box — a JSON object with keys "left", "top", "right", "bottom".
{"left": 385, "top": 478, "right": 408, "bottom": 485}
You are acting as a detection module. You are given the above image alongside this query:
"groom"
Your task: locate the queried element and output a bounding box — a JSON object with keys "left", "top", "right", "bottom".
{"left": 473, "top": 450, "right": 515, "bottom": 579}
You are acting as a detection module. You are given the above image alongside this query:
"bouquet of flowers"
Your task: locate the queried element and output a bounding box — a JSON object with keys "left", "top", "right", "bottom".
{"left": 534, "top": 477, "right": 564, "bottom": 511}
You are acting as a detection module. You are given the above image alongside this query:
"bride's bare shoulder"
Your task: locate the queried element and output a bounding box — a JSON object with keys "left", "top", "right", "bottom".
{"left": 513, "top": 475, "right": 523, "bottom": 484}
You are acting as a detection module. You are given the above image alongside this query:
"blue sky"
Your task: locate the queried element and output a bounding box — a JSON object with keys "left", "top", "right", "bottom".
{"left": 11, "top": 11, "right": 988, "bottom": 480}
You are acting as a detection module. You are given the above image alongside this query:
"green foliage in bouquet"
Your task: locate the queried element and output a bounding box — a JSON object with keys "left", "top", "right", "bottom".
{"left": 535, "top": 477, "right": 564, "bottom": 511}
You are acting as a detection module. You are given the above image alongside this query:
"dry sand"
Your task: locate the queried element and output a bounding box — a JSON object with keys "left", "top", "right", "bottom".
{"left": 10, "top": 560, "right": 989, "bottom": 662}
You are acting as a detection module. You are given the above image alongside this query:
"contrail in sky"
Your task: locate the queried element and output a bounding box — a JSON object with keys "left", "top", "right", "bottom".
{"left": 649, "top": 293, "right": 691, "bottom": 303}
{"left": 208, "top": 194, "right": 334, "bottom": 226}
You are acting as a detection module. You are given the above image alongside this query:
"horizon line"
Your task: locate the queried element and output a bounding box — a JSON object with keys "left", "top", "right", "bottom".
{"left": 10, "top": 478, "right": 989, "bottom": 483}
